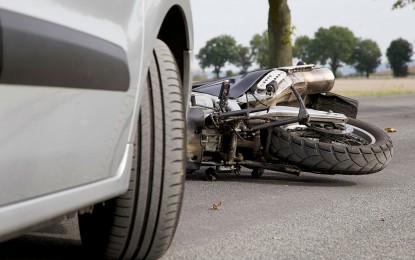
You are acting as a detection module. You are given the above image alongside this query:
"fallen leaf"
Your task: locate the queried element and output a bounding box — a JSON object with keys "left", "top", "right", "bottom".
{"left": 384, "top": 127, "right": 397, "bottom": 133}
{"left": 212, "top": 201, "right": 221, "bottom": 210}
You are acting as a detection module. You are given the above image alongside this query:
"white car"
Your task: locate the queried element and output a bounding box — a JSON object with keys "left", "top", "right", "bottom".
{"left": 0, "top": 1, "right": 193, "bottom": 259}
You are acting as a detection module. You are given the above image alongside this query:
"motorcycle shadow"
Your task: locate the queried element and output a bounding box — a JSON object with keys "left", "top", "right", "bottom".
{"left": 186, "top": 167, "right": 357, "bottom": 187}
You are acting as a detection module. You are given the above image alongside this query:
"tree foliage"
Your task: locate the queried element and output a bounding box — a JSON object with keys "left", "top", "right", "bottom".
{"left": 393, "top": 0, "right": 415, "bottom": 9}
{"left": 250, "top": 31, "right": 269, "bottom": 69}
{"left": 386, "top": 38, "right": 413, "bottom": 77}
{"left": 268, "top": 0, "right": 292, "bottom": 67}
{"left": 196, "top": 35, "right": 238, "bottom": 78}
{"left": 292, "top": 35, "right": 315, "bottom": 64}
{"left": 353, "top": 39, "right": 382, "bottom": 78}
{"left": 234, "top": 45, "right": 252, "bottom": 74}
{"left": 310, "top": 26, "right": 356, "bottom": 76}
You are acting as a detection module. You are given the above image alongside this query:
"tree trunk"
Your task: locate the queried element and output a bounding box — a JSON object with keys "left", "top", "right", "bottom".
{"left": 366, "top": 70, "right": 370, "bottom": 78}
{"left": 268, "top": 0, "right": 292, "bottom": 67}
{"left": 214, "top": 67, "right": 220, "bottom": 78}
{"left": 331, "top": 65, "right": 338, "bottom": 77}
{"left": 329, "top": 57, "right": 339, "bottom": 77}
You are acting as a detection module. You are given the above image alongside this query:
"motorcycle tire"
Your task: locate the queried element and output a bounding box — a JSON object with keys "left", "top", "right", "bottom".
{"left": 78, "top": 39, "right": 185, "bottom": 259}
{"left": 269, "top": 118, "right": 393, "bottom": 175}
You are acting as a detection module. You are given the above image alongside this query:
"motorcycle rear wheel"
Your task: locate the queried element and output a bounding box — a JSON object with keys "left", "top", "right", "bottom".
{"left": 269, "top": 118, "right": 393, "bottom": 175}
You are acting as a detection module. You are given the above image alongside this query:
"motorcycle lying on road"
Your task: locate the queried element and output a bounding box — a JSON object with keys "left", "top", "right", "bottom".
{"left": 186, "top": 63, "right": 393, "bottom": 179}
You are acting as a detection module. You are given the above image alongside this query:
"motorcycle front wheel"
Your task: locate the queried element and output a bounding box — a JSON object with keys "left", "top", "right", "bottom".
{"left": 269, "top": 118, "right": 393, "bottom": 175}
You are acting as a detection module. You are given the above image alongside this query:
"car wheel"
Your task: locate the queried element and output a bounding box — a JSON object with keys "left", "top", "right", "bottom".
{"left": 78, "top": 39, "right": 185, "bottom": 259}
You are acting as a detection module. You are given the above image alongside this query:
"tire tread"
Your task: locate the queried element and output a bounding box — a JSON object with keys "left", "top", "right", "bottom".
{"left": 269, "top": 118, "right": 393, "bottom": 175}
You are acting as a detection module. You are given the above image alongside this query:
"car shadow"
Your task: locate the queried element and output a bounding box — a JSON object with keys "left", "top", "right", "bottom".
{"left": 0, "top": 235, "right": 84, "bottom": 260}
{"left": 186, "top": 167, "right": 357, "bottom": 187}
{"left": 0, "top": 220, "right": 84, "bottom": 260}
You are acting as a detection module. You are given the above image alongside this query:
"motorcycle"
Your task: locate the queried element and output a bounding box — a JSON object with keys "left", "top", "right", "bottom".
{"left": 186, "top": 63, "right": 393, "bottom": 179}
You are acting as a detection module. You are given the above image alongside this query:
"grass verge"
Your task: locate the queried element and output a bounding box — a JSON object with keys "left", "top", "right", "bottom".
{"left": 330, "top": 78, "right": 415, "bottom": 97}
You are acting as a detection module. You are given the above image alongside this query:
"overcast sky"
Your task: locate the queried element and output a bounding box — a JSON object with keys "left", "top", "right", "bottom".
{"left": 191, "top": 0, "right": 415, "bottom": 68}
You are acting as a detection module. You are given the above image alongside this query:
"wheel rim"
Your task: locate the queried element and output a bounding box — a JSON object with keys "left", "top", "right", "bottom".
{"left": 343, "top": 124, "right": 376, "bottom": 145}
{"left": 285, "top": 123, "right": 377, "bottom": 146}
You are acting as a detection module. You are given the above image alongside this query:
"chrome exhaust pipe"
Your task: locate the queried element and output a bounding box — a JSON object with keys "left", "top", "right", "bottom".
{"left": 291, "top": 68, "right": 335, "bottom": 94}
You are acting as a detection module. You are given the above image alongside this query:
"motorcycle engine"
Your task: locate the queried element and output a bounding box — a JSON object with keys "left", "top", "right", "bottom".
{"left": 187, "top": 107, "right": 205, "bottom": 171}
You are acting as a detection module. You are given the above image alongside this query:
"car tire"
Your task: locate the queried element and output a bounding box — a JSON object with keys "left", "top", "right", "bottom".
{"left": 78, "top": 39, "right": 185, "bottom": 259}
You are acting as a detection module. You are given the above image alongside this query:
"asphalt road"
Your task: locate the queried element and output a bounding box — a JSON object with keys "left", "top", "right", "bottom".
{"left": 1, "top": 94, "right": 414, "bottom": 259}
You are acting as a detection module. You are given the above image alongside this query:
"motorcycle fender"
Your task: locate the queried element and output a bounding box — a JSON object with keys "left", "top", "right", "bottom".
{"left": 306, "top": 92, "right": 359, "bottom": 119}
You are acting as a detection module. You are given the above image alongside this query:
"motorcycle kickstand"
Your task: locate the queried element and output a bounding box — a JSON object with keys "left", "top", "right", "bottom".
{"left": 234, "top": 164, "right": 241, "bottom": 175}
{"left": 205, "top": 167, "right": 218, "bottom": 181}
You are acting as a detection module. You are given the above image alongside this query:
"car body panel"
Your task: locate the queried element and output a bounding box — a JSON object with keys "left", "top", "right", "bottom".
{"left": 0, "top": 0, "right": 193, "bottom": 241}
{"left": 0, "top": 86, "right": 134, "bottom": 206}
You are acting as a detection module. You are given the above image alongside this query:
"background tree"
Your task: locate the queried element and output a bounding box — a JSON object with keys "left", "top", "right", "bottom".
{"left": 353, "top": 39, "right": 382, "bottom": 78}
{"left": 292, "top": 35, "right": 315, "bottom": 64}
{"left": 234, "top": 45, "right": 252, "bottom": 74}
{"left": 386, "top": 38, "right": 413, "bottom": 77}
{"left": 250, "top": 31, "right": 269, "bottom": 69}
{"left": 268, "top": 0, "right": 292, "bottom": 67}
{"left": 225, "top": 70, "right": 235, "bottom": 77}
{"left": 196, "top": 35, "right": 238, "bottom": 78}
{"left": 310, "top": 26, "right": 356, "bottom": 76}
{"left": 393, "top": 0, "right": 415, "bottom": 8}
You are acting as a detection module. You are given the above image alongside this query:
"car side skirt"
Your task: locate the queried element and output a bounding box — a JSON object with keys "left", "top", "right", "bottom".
{"left": 0, "top": 144, "right": 133, "bottom": 242}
